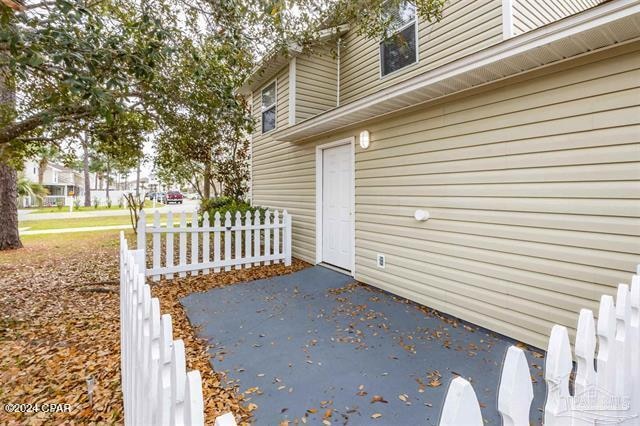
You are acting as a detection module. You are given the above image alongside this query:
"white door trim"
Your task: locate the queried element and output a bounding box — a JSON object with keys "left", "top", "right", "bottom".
{"left": 315, "top": 137, "right": 355, "bottom": 276}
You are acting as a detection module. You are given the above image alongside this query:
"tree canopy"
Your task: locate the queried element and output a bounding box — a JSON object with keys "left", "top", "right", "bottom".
{"left": 0, "top": 0, "right": 446, "bottom": 250}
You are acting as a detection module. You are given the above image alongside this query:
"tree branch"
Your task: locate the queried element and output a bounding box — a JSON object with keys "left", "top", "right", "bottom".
{"left": 0, "top": 105, "right": 93, "bottom": 145}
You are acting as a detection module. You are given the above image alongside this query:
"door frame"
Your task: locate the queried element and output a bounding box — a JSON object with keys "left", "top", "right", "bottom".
{"left": 315, "top": 137, "right": 356, "bottom": 276}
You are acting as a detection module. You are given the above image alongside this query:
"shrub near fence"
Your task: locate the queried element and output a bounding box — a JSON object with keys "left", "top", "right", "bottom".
{"left": 440, "top": 267, "right": 640, "bottom": 426}
{"left": 120, "top": 233, "right": 204, "bottom": 426}
{"left": 136, "top": 209, "right": 292, "bottom": 281}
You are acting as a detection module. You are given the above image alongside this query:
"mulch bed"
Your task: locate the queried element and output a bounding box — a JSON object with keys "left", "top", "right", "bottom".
{"left": 0, "top": 231, "right": 307, "bottom": 425}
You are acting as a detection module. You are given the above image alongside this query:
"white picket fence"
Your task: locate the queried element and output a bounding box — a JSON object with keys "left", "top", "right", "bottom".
{"left": 120, "top": 232, "right": 205, "bottom": 426}
{"left": 440, "top": 267, "right": 640, "bottom": 426}
{"left": 136, "top": 209, "right": 292, "bottom": 280}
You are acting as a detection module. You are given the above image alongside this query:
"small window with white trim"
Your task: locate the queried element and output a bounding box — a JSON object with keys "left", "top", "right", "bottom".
{"left": 380, "top": 1, "right": 417, "bottom": 77}
{"left": 261, "top": 81, "right": 276, "bottom": 133}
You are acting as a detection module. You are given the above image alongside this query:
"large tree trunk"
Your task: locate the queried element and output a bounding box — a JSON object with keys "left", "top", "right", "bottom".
{"left": 81, "top": 132, "right": 91, "bottom": 207}
{"left": 0, "top": 161, "right": 22, "bottom": 250}
{"left": 0, "top": 21, "right": 21, "bottom": 250}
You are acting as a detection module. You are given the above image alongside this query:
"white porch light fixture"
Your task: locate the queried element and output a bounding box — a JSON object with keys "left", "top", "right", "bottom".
{"left": 359, "top": 130, "right": 370, "bottom": 149}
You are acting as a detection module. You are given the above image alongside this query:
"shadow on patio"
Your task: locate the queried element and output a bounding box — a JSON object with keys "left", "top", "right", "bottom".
{"left": 181, "top": 266, "right": 547, "bottom": 425}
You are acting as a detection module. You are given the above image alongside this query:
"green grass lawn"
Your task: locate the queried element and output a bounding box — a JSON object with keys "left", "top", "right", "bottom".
{"left": 19, "top": 213, "right": 180, "bottom": 231}
{"left": 24, "top": 200, "right": 157, "bottom": 214}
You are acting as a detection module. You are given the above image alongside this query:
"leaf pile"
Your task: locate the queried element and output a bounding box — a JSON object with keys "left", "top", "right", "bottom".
{"left": 0, "top": 231, "right": 307, "bottom": 425}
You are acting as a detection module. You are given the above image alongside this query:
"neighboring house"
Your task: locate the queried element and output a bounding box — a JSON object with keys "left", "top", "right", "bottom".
{"left": 241, "top": 0, "right": 640, "bottom": 349}
{"left": 22, "top": 160, "right": 95, "bottom": 207}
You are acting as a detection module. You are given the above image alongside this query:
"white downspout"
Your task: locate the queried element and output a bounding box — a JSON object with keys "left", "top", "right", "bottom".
{"left": 502, "top": 0, "right": 514, "bottom": 39}
{"left": 336, "top": 38, "right": 341, "bottom": 107}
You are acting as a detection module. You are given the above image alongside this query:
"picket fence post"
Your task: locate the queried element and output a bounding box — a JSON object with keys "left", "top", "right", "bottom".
{"left": 264, "top": 211, "right": 271, "bottom": 266}
{"left": 244, "top": 211, "right": 252, "bottom": 269}
{"left": 213, "top": 212, "right": 221, "bottom": 273}
{"left": 179, "top": 212, "right": 187, "bottom": 278}
{"left": 191, "top": 210, "right": 199, "bottom": 276}
{"left": 137, "top": 210, "right": 146, "bottom": 260}
{"left": 152, "top": 211, "right": 161, "bottom": 281}
{"left": 253, "top": 212, "right": 261, "bottom": 267}
{"left": 273, "top": 210, "right": 280, "bottom": 263}
{"left": 234, "top": 212, "right": 242, "bottom": 269}
{"left": 166, "top": 211, "right": 174, "bottom": 280}
{"left": 283, "top": 210, "right": 292, "bottom": 266}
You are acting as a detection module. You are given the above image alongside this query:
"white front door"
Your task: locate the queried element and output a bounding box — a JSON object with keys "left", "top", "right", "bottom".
{"left": 322, "top": 143, "right": 352, "bottom": 271}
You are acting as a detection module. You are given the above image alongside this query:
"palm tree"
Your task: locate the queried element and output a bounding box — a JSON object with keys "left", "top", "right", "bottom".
{"left": 17, "top": 176, "right": 49, "bottom": 206}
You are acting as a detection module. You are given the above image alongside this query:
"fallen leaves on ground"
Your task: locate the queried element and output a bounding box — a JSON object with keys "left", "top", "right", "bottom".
{"left": 0, "top": 233, "right": 124, "bottom": 425}
{"left": 0, "top": 231, "right": 307, "bottom": 425}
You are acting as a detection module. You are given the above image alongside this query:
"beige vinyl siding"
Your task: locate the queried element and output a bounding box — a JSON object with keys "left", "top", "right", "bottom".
{"left": 252, "top": 65, "right": 318, "bottom": 260}
{"left": 338, "top": 0, "right": 503, "bottom": 105}
{"left": 512, "top": 0, "right": 602, "bottom": 35}
{"left": 296, "top": 47, "right": 337, "bottom": 123}
{"left": 251, "top": 43, "right": 640, "bottom": 349}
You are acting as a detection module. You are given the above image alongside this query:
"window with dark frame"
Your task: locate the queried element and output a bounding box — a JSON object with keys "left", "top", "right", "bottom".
{"left": 261, "top": 81, "right": 276, "bottom": 133}
{"left": 380, "top": 1, "right": 417, "bottom": 77}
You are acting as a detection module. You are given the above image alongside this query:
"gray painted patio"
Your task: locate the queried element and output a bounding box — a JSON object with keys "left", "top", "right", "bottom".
{"left": 181, "top": 266, "right": 547, "bottom": 425}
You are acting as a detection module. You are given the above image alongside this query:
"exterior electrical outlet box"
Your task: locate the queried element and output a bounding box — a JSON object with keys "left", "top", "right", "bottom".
{"left": 377, "top": 254, "right": 385, "bottom": 269}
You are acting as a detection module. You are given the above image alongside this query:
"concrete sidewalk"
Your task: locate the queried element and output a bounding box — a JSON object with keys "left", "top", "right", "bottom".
{"left": 19, "top": 200, "right": 199, "bottom": 221}
{"left": 20, "top": 224, "right": 132, "bottom": 235}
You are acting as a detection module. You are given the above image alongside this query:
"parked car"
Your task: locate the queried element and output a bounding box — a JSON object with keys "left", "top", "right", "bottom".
{"left": 165, "top": 191, "right": 184, "bottom": 204}
{"left": 147, "top": 192, "right": 156, "bottom": 200}
{"left": 155, "top": 192, "right": 166, "bottom": 203}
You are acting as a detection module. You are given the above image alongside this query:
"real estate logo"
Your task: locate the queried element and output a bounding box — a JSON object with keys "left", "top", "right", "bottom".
{"left": 555, "top": 386, "right": 636, "bottom": 424}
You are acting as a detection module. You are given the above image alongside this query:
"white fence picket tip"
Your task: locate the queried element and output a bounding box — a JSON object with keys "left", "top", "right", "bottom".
{"left": 214, "top": 412, "right": 238, "bottom": 426}
{"left": 615, "top": 284, "right": 631, "bottom": 399}
{"left": 498, "top": 346, "right": 533, "bottom": 426}
{"left": 439, "top": 377, "right": 483, "bottom": 426}
{"left": 544, "top": 325, "right": 572, "bottom": 426}
{"left": 574, "top": 309, "right": 596, "bottom": 396}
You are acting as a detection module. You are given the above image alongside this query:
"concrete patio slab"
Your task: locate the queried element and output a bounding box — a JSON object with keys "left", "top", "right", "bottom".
{"left": 182, "top": 266, "right": 547, "bottom": 425}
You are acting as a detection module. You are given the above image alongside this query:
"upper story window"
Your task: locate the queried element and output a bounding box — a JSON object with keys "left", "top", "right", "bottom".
{"left": 380, "top": 1, "right": 417, "bottom": 77}
{"left": 261, "top": 81, "right": 277, "bottom": 133}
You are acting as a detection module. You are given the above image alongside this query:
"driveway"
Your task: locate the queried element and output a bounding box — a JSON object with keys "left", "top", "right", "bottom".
{"left": 182, "top": 266, "right": 547, "bottom": 425}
